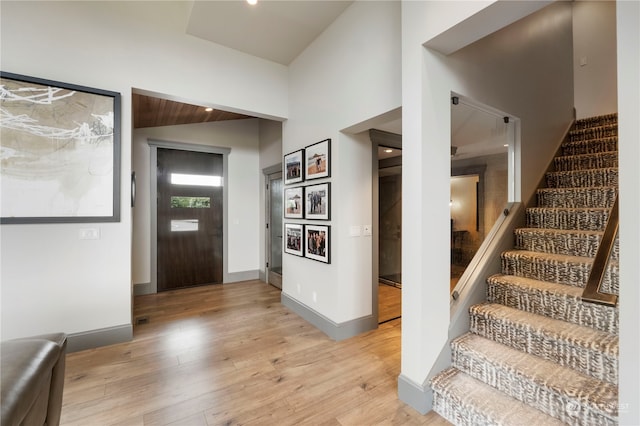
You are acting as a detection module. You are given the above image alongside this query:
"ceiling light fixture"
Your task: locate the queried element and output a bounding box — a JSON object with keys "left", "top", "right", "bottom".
{"left": 247, "top": 0, "right": 258, "bottom": 5}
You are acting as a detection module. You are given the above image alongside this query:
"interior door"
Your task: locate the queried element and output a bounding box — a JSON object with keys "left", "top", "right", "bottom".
{"left": 267, "top": 172, "right": 283, "bottom": 289}
{"left": 157, "top": 148, "right": 223, "bottom": 291}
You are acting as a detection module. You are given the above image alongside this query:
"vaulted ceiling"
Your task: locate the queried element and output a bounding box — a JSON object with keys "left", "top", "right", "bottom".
{"left": 134, "top": 1, "right": 503, "bottom": 160}
{"left": 134, "top": 1, "right": 353, "bottom": 129}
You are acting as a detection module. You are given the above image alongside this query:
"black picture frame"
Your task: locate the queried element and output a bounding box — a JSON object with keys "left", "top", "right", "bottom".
{"left": 305, "top": 224, "right": 330, "bottom": 263}
{"left": 0, "top": 71, "right": 121, "bottom": 224}
{"left": 304, "top": 182, "right": 330, "bottom": 220}
{"left": 305, "top": 138, "right": 330, "bottom": 180}
{"left": 284, "top": 149, "right": 304, "bottom": 185}
{"left": 284, "top": 186, "right": 304, "bottom": 219}
{"left": 284, "top": 223, "right": 304, "bottom": 257}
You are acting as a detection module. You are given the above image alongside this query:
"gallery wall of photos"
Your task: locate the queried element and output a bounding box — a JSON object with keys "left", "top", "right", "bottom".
{"left": 283, "top": 138, "right": 331, "bottom": 264}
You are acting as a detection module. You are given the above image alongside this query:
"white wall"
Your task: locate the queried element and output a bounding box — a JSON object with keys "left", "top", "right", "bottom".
{"left": 283, "top": 1, "right": 400, "bottom": 323}
{"left": 259, "top": 120, "right": 284, "bottom": 171}
{"left": 400, "top": 0, "right": 573, "bottom": 406}
{"left": 258, "top": 119, "right": 284, "bottom": 280}
{"left": 573, "top": 1, "right": 618, "bottom": 119}
{"left": 132, "top": 119, "right": 262, "bottom": 286}
{"left": 444, "top": 2, "right": 575, "bottom": 201}
{"left": 1, "top": 1, "right": 287, "bottom": 340}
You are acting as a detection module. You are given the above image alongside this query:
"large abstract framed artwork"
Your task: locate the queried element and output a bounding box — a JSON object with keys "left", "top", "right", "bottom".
{"left": 0, "top": 72, "right": 121, "bottom": 224}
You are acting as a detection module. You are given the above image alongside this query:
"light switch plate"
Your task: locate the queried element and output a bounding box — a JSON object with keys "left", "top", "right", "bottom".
{"left": 79, "top": 228, "right": 100, "bottom": 240}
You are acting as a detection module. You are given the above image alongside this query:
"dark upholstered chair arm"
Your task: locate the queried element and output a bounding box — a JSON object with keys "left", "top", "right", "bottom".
{"left": 1, "top": 333, "right": 67, "bottom": 426}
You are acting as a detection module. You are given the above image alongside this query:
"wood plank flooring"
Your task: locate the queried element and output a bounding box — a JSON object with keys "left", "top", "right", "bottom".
{"left": 61, "top": 280, "right": 450, "bottom": 425}
{"left": 378, "top": 283, "right": 401, "bottom": 324}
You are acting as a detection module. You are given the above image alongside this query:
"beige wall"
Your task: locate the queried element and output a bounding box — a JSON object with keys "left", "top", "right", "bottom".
{"left": 573, "top": 1, "right": 618, "bottom": 119}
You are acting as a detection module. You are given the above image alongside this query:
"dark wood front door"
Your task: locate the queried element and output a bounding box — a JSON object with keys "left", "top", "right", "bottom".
{"left": 157, "top": 148, "right": 223, "bottom": 291}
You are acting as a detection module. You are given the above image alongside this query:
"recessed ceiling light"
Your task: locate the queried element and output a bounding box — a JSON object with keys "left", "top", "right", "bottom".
{"left": 247, "top": 0, "right": 257, "bottom": 5}
{"left": 205, "top": 107, "right": 213, "bottom": 112}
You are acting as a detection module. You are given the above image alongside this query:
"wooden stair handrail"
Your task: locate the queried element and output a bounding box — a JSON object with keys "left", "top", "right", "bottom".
{"left": 582, "top": 194, "right": 619, "bottom": 306}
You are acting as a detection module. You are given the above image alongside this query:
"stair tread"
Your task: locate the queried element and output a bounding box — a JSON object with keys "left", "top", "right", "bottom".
{"left": 502, "top": 248, "right": 620, "bottom": 269}
{"left": 489, "top": 273, "right": 583, "bottom": 296}
{"left": 515, "top": 227, "right": 604, "bottom": 237}
{"left": 537, "top": 186, "right": 616, "bottom": 193}
{"left": 432, "top": 367, "right": 565, "bottom": 426}
{"left": 487, "top": 273, "right": 619, "bottom": 335}
{"left": 546, "top": 167, "right": 618, "bottom": 176}
{"left": 502, "top": 249, "right": 595, "bottom": 264}
{"left": 470, "top": 303, "right": 618, "bottom": 356}
{"left": 452, "top": 333, "right": 618, "bottom": 417}
{"left": 526, "top": 207, "right": 612, "bottom": 231}
{"left": 555, "top": 150, "right": 618, "bottom": 158}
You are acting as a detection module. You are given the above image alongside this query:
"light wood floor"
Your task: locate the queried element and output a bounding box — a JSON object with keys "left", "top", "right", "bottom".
{"left": 378, "top": 283, "right": 401, "bottom": 324}
{"left": 61, "top": 280, "right": 449, "bottom": 425}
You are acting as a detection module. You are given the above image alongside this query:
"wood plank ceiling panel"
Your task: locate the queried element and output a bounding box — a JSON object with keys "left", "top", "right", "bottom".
{"left": 133, "top": 93, "right": 253, "bottom": 129}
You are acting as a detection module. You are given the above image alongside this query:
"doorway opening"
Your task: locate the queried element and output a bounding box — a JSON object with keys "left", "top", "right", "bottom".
{"left": 374, "top": 133, "right": 402, "bottom": 324}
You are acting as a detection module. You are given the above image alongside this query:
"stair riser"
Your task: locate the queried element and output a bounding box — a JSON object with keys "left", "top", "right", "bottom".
{"left": 501, "top": 255, "right": 619, "bottom": 294}
{"left": 568, "top": 126, "right": 617, "bottom": 142}
{"left": 432, "top": 393, "right": 488, "bottom": 426}
{"left": 537, "top": 188, "right": 617, "bottom": 209}
{"left": 515, "top": 231, "right": 619, "bottom": 260}
{"left": 487, "top": 279, "right": 619, "bottom": 334}
{"left": 452, "top": 347, "right": 617, "bottom": 426}
{"left": 553, "top": 153, "right": 618, "bottom": 172}
{"left": 561, "top": 137, "right": 617, "bottom": 156}
{"left": 573, "top": 115, "right": 617, "bottom": 130}
{"left": 469, "top": 313, "right": 618, "bottom": 384}
{"left": 526, "top": 209, "right": 610, "bottom": 231}
{"left": 546, "top": 169, "right": 618, "bottom": 188}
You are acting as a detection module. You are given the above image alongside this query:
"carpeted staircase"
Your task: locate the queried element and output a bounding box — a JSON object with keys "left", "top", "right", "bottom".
{"left": 431, "top": 113, "right": 619, "bottom": 425}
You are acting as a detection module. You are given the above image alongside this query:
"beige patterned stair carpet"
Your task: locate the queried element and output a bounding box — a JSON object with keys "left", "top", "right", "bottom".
{"left": 431, "top": 113, "right": 619, "bottom": 425}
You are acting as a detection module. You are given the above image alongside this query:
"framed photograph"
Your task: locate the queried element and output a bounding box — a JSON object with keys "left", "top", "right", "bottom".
{"left": 305, "top": 183, "right": 330, "bottom": 220}
{"left": 284, "top": 149, "right": 304, "bottom": 185}
{"left": 284, "top": 223, "right": 304, "bottom": 257}
{"left": 305, "top": 139, "right": 330, "bottom": 180}
{"left": 305, "top": 224, "right": 330, "bottom": 263}
{"left": 284, "top": 186, "right": 304, "bottom": 219}
{"left": 0, "top": 72, "right": 121, "bottom": 224}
